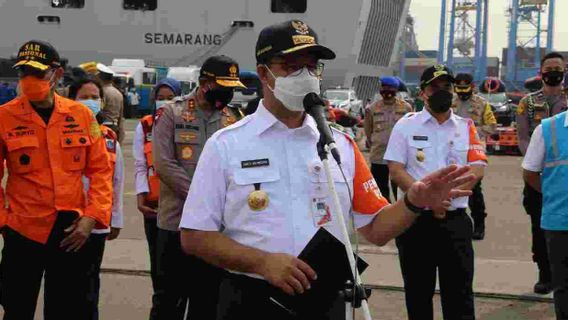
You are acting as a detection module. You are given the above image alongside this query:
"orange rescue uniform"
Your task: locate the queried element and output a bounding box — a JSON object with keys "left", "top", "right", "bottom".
{"left": 0, "top": 94, "right": 113, "bottom": 244}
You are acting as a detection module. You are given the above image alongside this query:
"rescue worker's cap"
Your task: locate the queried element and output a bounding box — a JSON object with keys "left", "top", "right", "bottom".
{"left": 420, "top": 64, "right": 455, "bottom": 89}
{"left": 13, "top": 40, "right": 61, "bottom": 71}
{"left": 200, "top": 55, "right": 246, "bottom": 88}
{"left": 380, "top": 76, "right": 400, "bottom": 89}
{"left": 255, "top": 20, "right": 336, "bottom": 64}
{"left": 96, "top": 63, "right": 115, "bottom": 76}
{"left": 454, "top": 73, "right": 474, "bottom": 93}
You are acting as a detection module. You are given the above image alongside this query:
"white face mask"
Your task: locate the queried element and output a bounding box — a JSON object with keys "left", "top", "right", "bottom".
{"left": 265, "top": 66, "right": 320, "bottom": 112}
{"left": 155, "top": 100, "right": 170, "bottom": 110}
{"left": 78, "top": 99, "right": 102, "bottom": 115}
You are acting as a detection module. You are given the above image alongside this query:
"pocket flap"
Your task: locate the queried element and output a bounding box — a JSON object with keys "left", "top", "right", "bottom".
{"left": 60, "top": 135, "right": 92, "bottom": 148}
{"left": 409, "top": 139, "right": 432, "bottom": 149}
{"left": 5, "top": 137, "right": 39, "bottom": 152}
{"left": 233, "top": 167, "right": 280, "bottom": 185}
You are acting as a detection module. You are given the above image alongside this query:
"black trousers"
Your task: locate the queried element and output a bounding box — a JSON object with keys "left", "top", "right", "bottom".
{"left": 216, "top": 272, "right": 346, "bottom": 320}
{"left": 154, "top": 228, "right": 225, "bottom": 320}
{"left": 468, "top": 180, "right": 487, "bottom": 223}
{"left": 144, "top": 217, "right": 160, "bottom": 320}
{"left": 523, "top": 183, "right": 550, "bottom": 272}
{"left": 0, "top": 212, "right": 99, "bottom": 320}
{"left": 395, "top": 209, "right": 475, "bottom": 320}
{"left": 84, "top": 233, "right": 108, "bottom": 320}
{"left": 545, "top": 230, "right": 568, "bottom": 320}
{"left": 371, "top": 163, "right": 398, "bottom": 202}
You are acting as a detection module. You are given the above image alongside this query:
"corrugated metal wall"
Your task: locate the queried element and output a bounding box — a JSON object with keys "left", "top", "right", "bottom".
{"left": 352, "top": 75, "right": 381, "bottom": 102}
{"left": 357, "top": 0, "right": 406, "bottom": 67}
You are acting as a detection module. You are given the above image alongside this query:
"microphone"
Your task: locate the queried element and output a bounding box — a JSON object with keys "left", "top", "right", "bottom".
{"left": 303, "top": 92, "right": 341, "bottom": 164}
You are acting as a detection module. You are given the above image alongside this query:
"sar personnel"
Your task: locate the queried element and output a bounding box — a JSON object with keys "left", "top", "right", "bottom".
{"left": 516, "top": 52, "right": 568, "bottom": 295}
{"left": 364, "top": 76, "right": 413, "bottom": 201}
{"left": 452, "top": 72, "right": 497, "bottom": 240}
{"left": 178, "top": 20, "right": 475, "bottom": 320}
{"left": 0, "top": 40, "right": 113, "bottom": 320}
{"left": 385, "top": 65, "right": 487, "bottom": 320}
{"left": 152, "top": 55, "right": 245, "bottom": 319}
{"left": 133, "top": 77, "right": 182, "bottom": 319}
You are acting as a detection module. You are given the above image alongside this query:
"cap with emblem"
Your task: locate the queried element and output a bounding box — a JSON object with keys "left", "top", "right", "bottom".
{"left": 200, "top": 55, "right": 246, "bottom": 88}
{"left": 420, "top": 64, "right": 455, "bottom": 89}
{"left": 13, "top": 40, "right": 61, "bottom": 71}
{"left": 454, "top": 73, "right": 474, "bottom": 94}
{"left": 255, "top": 20, "right": 336, "bottom": 64}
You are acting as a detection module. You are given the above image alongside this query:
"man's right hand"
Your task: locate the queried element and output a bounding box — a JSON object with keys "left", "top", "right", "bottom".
{"left": 137, "top": 193, "right": 157, "bottom": 218}
{"left": 258, "top": 253, "right": 317, "bottom": 296}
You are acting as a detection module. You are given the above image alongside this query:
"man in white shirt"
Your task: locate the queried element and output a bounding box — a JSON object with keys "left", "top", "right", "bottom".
{"left": 178, "top": 21, "right": 475, "bottom": 320}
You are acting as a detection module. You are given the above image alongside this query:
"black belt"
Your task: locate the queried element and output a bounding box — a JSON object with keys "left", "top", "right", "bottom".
{"left": 422, "top": 208, "right": 466, "bottom": 220}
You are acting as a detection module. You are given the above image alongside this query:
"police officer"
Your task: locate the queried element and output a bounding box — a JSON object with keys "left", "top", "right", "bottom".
{"left": 152, "top": 55, "right": 245, "bottom": 319}
{"left": 452, "top": 73, "right": 497, "bottom": 240}
{"left": 364, "top": 76, "right": 413, "bottom": 201}
{"left": 96, "top": 63, "right": 125, "bottom": 144}
{"left": 516, "top": 51, "right": 568, "bottom": 295}
{"left": 133, "top": 77, "right": 181, "bottom": 319}
{"left": 178, "top": 21, "right": 475, "bottom": 320}
{"left": 0, "top": 40, "right": 113, "bottom": 320}
{"left": 385, "top": 65, "right": 487, "bottom": 320}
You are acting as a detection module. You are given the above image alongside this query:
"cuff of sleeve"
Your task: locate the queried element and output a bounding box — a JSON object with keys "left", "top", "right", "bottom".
{"left": 353, "top": 212, "right": 378, "bottom": 229}
{"left": 84, "top": 207, "right": 110, "bottom": 230}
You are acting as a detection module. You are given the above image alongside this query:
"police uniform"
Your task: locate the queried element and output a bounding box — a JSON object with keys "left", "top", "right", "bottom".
{"left": 133, "top": 77, "right": 182, "bottom": 319}
{"left": 180, "top": 101, "right": 389, "bottom": 320}
{"left": 384, "top": 65, "right": 487, "bottom": 320}
{"left": 364, "top": 97, "right": 412, "bottom": 201}
{"left": 516, "top": 89, "right": 568, "bottom": 293}
{"left": 0, "top": 40, "right": 113, "bottom": 320}
{"left": 452, "top": 91, "right": 497, "bottom": 239}
{"left": 152, "top": 56, "right": 244, "bottom": 320}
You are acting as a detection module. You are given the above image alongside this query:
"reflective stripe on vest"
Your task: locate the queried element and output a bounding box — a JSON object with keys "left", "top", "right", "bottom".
{"left": 541, "top": 111, "right": 568, "bottom": 230}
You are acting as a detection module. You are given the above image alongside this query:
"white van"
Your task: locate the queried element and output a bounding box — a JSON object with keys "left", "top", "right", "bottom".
{"left": 166, "top": 66, "right": 200, "bottom": 95}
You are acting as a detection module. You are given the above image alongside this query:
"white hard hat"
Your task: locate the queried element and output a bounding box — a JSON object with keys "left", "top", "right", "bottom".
{"left": 96, "top": 63, "right": 115, "bottom": 76}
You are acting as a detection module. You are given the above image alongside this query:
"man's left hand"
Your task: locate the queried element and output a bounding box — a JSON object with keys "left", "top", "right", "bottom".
{"left": 407, "top": 165, "right": 475, "bottom": 209}
{"left": 107, "top": 227, "right": 121, "bottom": 241}
{"left": 61, "top": 216, "right": 96, "bottom": 252}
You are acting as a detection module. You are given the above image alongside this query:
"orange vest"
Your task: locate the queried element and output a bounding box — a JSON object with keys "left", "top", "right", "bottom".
{"left": 101, "top": 125, "right": 117, "bottom": 165}
{"left": 0, "top": 94, "right": 113, "bottom": 243}
{"left": 141, "top": 115, "right": 160, "bottom": 203}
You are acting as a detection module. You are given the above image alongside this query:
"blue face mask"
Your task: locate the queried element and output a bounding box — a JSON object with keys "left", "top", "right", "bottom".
{"left": 156, "top": 100, "right": 170, "bottom": 109}
{"left": 78, "top": 99, "right": 102, "bottom": 115}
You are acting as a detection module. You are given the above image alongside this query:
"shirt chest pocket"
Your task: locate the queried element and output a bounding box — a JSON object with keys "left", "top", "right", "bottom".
{"left": 232, "top": 166, "right": 281, "bottom": 213}
{"left": 448, "top": 140, "right": 470, "bottom": 165}
{"left": 174, "top": 129, "right": 201, "bottom": 165}
{"left": 5, "top": 137, "right": 41, "bottom": 174}
{"left": 408, "top": 139, "right": 433, "bottom": 166}
{"left": 60, "top": 135, "right": 91, "bottom": 171}
{"left": 308, "top": 162, "right": 349, "bottom": 199}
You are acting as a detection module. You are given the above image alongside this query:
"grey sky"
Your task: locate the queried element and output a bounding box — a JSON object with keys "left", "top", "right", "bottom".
{"left": 409, "top": 0, "right": 568, "bottom": 58}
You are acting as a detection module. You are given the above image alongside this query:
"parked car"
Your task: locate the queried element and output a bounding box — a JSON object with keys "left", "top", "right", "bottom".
{"left": 322, "top": 87, "right": 363, "bottom": 118}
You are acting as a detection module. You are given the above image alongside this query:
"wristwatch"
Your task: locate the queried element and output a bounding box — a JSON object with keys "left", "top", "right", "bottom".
{"left": 403, "top": 193, "right": 424, "bottom": 215}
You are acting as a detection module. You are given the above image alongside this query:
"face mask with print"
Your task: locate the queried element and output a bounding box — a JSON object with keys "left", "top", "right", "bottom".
{"left": 266, "top": 66, "right": 321, "bottom": 112}
{"left": 542, "top": 70, "right": 565, "bottom": 87}
{"left": 78, "top": 99, "right": 102, "bottom": 115}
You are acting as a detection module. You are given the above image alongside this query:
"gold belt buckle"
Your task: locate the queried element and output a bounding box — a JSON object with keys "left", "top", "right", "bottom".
{"left": 432, "top": 211, "right": 447, "bottom": 220}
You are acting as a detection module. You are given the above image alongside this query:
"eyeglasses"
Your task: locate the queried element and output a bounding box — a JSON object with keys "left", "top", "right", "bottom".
{"left": 17, "top": 67, "right": 54, "bottom": 80}
{"left": 269, "top": 61, "right": 325, "bottom": 77}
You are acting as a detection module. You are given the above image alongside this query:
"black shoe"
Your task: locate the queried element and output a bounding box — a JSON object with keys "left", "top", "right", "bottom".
{"left": 534, "top": 269, "right": 553, "bottom": 295}
{"left": 472, "top": 221, "right": 485, "bottom": 240}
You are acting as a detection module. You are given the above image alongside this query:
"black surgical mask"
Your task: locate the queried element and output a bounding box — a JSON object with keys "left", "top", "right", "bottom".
{"left": 428, "top": 90, "right": 453, "bottom": 113}
{"left": 204, "top": 87, "right": 234, "bottom": 109}
{"left": 380, "top": 90, "right": 397, "bottom": 101}
{"left": 457, "top": 92, "right": 472, "bottom": 101}
{"left": 542, "top": 70, "right": 565, "bottom": 87}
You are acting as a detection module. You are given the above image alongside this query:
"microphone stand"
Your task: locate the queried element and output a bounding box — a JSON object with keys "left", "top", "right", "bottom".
{"left": 316, "top": 134, "right": 373, "bottom": 320}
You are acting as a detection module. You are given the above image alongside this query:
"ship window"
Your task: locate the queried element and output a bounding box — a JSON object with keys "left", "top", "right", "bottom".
{"left": 271, "top": 0, "right": 307, "bottom": 13}
{"left": 123, "top": 0, "right": 157, "bottom": 11}
{"left": 51, "top": 0, "right": 84, "bottom": 9}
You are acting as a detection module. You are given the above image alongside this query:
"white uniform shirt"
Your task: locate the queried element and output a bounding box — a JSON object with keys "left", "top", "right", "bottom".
{"left": 180, "top": 102, "right": 389, "bottom": 273}
{"left": 84, "top": 142, "right": 125, "bottom": 233}
{"left": 133, "top": 122, "right": 150, "bottom": 194}
{"left": 522, "top": 115, "right": 568, "bottom": 172}
{"left": 384, "top": 109, "right": 488, "bottom": 209}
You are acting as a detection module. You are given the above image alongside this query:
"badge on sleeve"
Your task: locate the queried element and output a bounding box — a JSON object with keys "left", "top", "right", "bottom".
{"left": 248, "top": 183, "right": 269, "bottom": 211}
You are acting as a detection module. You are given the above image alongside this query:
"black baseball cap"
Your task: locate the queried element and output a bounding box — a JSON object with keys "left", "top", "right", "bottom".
{"left": 200, "top": 55, "right": 246, "bottom": 88}
{"left": 255, "top": 20, "right": 336, "bottom": 64}
{"left": 420, "top": 64, "right": 455, "bottom": 89}
{"left": 455, "top": 73, "right": 474, "bottom": 86}
{"left": 13, "top": 40, "right": 61, "bottom": 71}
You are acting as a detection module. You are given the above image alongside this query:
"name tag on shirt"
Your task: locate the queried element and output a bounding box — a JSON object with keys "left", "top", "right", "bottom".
{"left": 241, "top": 158, "right": 270, "bottom": 168}
{"left": 413, "top": 135, "right": 429, "bottom": 141}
